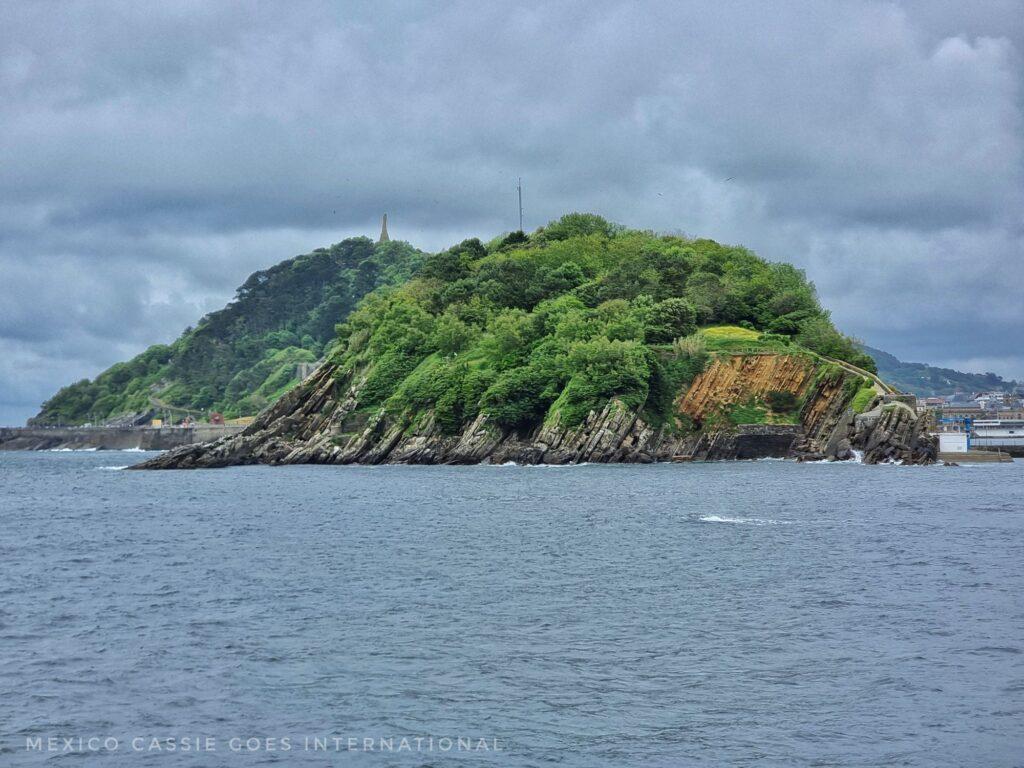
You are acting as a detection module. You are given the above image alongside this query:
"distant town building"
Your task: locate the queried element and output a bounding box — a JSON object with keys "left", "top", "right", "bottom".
{"left": 995, "top": 409, "right": 1024, "bottom": 420}
{"left": 939, "top": 404, "right": 985, "bottom": 420}
{"left": 974, "top": 393, "right": 1001, "bottom": 410}
{"left": 378, "top": 213, "right": 390, "bottom": 243}
{"left": 972, "top": 418, "right": 1024, "bottom": 454}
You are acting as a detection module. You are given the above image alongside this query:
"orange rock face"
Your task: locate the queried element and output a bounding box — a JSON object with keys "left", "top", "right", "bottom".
{"left": 678, "top": 354, "right": 815, "bottom": 420}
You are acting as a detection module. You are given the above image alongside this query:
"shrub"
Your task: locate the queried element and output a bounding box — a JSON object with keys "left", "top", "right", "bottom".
{"left": 388, "top": 356, "right": 481, "bottom": 434}
{"left": 540, "top": 213, "right": 616, "bottom": 241}
{"left": 672, "top": 334, "right": 707, "bottom": 358}
{"left": 765, "top": 390, "right": 798, "bottom": 412}
{"left": 481, "top": 365, "right": 559, "bottom": 428}
{"left": 553, "top": 338, "right": 651, "bottom": 425}
{"left": 360, "top": 351, "right": 423, "bottom": 405}
{"left": 430, "top": 313, "right": 475, "bottom": 356}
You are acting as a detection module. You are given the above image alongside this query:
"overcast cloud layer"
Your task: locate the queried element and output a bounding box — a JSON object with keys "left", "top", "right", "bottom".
{"left": 1, "top": 0, "right": 1022, "bottom": 424}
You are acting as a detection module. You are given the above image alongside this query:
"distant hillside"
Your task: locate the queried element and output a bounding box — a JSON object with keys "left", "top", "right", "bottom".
{"left": 863, "top": 345, "right": 1020, "bottom": 396}
{"left": 33, "top": 238, "right": 424, "bottom": 425}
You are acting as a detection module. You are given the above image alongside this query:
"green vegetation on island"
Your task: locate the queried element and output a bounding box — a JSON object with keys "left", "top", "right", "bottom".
{"left": 33, "top": 238, "right": 423, "bottom": 425}
{"left": 330, "top": 213, "right": 876, "bottom": 435}
{"left": 33, "top": 213, "right": 905, "bottom": 432}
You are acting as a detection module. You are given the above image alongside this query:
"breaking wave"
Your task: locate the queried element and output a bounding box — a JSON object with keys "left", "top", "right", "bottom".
{"left": 698, "top": 515, "right": 792, "bottom": 525}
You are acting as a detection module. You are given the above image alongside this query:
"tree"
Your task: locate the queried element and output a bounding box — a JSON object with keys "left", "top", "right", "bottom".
{"left": 644, "top": 298, "right": 698, "bottom": 343}
{"left": 540, "top": 213, "right": 616, "bottom": 241}
{"left": 431, "top": 313, "right": 475, "bottom": 356}
{"left": 481, "top": 366, "right": 557, "bottom": 427}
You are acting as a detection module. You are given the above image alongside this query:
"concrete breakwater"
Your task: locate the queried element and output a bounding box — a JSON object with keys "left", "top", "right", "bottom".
{"left": 0, "top": 424, "right": 244, "bottom": 451}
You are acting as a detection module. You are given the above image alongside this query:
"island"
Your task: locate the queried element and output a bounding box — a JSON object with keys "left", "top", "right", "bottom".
{"left": 134, "top": 214, "right": 935, "bottom": 468}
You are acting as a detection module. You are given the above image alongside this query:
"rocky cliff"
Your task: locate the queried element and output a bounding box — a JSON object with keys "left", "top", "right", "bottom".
{"left": 133, "top": 352, "right": 936, "bottom": 469}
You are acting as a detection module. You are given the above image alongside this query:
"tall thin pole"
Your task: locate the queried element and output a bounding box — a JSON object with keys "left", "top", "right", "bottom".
{"left": 517, "top": 177, "right": 523, "bottom": 232}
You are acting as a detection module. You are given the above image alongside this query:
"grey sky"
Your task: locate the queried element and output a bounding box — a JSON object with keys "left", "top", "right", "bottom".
{"left": 1, "top": 0, "right": 1022, "bottom": 424}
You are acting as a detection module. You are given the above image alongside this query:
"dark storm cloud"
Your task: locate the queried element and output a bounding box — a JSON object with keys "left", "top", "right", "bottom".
{"left": 1, "top": 0, "right": 1022, "bottom": 423}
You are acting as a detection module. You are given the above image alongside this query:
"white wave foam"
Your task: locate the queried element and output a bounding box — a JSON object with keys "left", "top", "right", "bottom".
{"left": 699, "top": 515, "right": 791, "bottom": 525}
{"left": 490, "top": 461, "right": 593, "bottom": 468}
{"left": 48, "top": 447, "right": 98, "bottom": 452}
{"left": 801, "top": 451, "right": 865, "bottom": 465}
{"left": 524, "top": 462, "right": 592, "bottom": 468}
{"left": 96, "top": 465, "right": 128, "bottom": 471}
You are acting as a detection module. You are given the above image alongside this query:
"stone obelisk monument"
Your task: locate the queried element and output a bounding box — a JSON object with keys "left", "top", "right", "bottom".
{"left": 378, "top": 213, "right": 390, "bottom": 243}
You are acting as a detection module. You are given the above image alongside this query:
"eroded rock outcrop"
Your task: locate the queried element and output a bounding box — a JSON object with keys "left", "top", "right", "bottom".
{"left": 678, "top": 354, "right": 814, "bottom": 419}
{"left": 134, "top": 354, "right": 936, "bottom": 469}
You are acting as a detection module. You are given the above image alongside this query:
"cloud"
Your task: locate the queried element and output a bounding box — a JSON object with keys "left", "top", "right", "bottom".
{"left": 1, "top": 0, "right": 1022, "bottom": 423}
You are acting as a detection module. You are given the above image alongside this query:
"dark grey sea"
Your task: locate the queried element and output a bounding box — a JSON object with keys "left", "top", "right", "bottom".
{"left": 1, "top": 451, "right": 1022, "bottom": 766}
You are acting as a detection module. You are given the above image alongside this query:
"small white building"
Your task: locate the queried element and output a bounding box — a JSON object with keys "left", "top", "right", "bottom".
{"left": 939, "top": 432, "right": 968, "bottom": 453}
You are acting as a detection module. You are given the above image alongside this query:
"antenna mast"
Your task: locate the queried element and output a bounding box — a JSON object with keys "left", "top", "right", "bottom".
{"left": 517, "top": 177, "right": 523, "bottom": 232}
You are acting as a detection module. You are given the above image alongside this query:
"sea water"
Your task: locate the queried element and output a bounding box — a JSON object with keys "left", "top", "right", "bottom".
{"left": 1, "top": 451, "right": 1022, "bottom": 766}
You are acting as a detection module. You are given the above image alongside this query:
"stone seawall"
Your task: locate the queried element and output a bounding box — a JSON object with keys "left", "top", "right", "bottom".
{"left": 0, "top": 425, "right": 244, "bottom": 451}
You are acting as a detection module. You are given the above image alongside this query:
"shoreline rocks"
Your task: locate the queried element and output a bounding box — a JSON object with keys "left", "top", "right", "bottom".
{"left": 133, "top": 356, "right": 937, "bottom": 470}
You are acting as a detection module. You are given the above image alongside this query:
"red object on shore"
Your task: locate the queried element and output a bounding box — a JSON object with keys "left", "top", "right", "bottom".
{"left": 209, "top": 412, "right": 225, "bottom": 425}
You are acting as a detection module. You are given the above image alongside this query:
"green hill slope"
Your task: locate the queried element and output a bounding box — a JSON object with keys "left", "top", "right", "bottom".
{"left": 33, "top": 238, "right": 423, "bottom": 425}
{"left": 327, "top": 213, "right": 876, "bottom": 435}
{"left": 862, "top": 345, "right": 1020, "bottom": 396}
